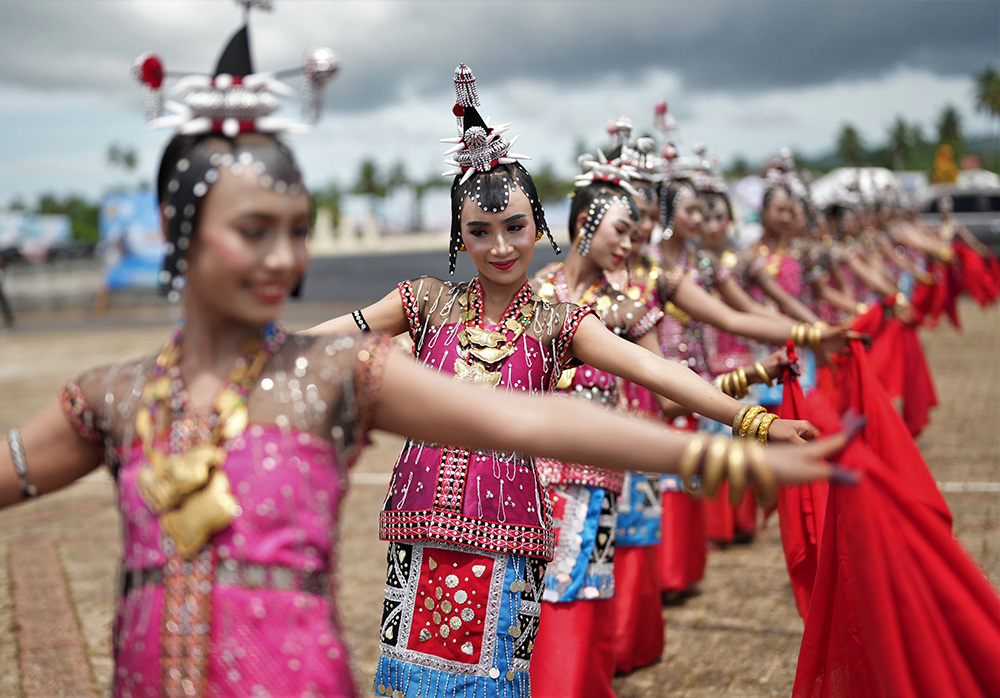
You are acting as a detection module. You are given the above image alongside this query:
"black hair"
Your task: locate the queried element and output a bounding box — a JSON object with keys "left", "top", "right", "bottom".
{"left": 760, "top": 183, "right": 794, "bottom": 215}
{"left": 658, "top": 180, "right": 697, "bottom": 234}
{"left": 155, "top": 132, "right": 305, "bottom": 298}
{"left": 448, "top": 161, "right": 556, "bottom": 274}
{"left": 701, "top": 190, "right": 733, "bottom": 222}
{"left": 567, "top": 181, "right": 639, "bottom": 243}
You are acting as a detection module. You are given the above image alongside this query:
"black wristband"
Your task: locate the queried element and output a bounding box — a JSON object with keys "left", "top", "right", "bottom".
{"left": 352, "top": 309, "right": 371, "bottom": 332}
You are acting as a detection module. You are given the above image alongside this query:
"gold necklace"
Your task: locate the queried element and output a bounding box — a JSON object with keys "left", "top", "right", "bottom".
{"left": 453, "top": 278, "right": 536, "bottom": 388}
{"left": 136, "top": 322, "right": 282, "bottom": 558}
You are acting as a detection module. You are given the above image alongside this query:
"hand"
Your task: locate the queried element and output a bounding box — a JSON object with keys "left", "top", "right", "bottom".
{"left": 816, "top": 324, "right": 849, "bottom": 365}
{"left": 767, "top": 417, "right": 819, "bottom": 444}
{"left": 760, "top": 350, "right": 788, "bottom": 384}
{"left": 760, "top": 432, "right": 849, "bottom": 487}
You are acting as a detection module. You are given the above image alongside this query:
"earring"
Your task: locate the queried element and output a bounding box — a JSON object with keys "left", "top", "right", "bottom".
{"left": 460, "top": 242, "right": 467, "bottom": 252}
{"left": 535, "top": 229, "right": 543, "bottom": 241}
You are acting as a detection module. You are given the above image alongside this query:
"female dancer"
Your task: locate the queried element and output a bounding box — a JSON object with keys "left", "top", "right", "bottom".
{"left": 0, "top": 46, "right": 840, "bottom": 698}
{"left": 307, "top": 68, "right": 819, "bottom": 698}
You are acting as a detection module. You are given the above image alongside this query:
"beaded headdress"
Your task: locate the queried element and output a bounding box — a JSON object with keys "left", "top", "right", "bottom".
{"left": 763, "top": 148, "right": 809, "bottom": 201}
{"left": 572, "top": 151, "right": 641, "bottom": 257}
{"left": 135, "top": 0, "right": 339, "bottom": 299}
{"left": 441, "top": 64, "right": 560, "bottom": 274}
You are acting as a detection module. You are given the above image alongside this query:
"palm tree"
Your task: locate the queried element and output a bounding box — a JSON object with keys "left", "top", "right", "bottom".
{"left": 974, "top": 66, "right": 1000, "bottom": 170}
{"left": 936, "top": 105, "right": 964, "bottom": 155}
{"left": 888, "top": 116, "right": 909, "bottom": 172}
{"left": 836, "top": 124, "right": 865, "bottom": 166}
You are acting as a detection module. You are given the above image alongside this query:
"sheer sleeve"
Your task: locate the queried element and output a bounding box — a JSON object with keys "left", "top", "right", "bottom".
{"left": 343, "top": 333, "right": 393, "bottom": 467}
{"left": 60, "top": 379, "right": 104, "bottom": 457}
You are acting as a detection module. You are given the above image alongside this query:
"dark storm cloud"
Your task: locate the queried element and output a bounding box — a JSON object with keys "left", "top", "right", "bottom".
{"left": 0, "top": 1, "right": 996, "bottom": 112}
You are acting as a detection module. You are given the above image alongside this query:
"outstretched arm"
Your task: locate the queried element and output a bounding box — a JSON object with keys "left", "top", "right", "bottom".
{"left": 0, "top": 402, "right": 101, "bottom": 509}
{"left": 371, "top": 346, "right": 839, "bottom": 486}
{"left": 672, "top": 274, "right": 798, "bottom": 345}
{"left": 717, "top": 275, "right": 780, "bottom": 317}
{"left": 567, "top": 315, "right": 814, "bottom": 443}
{"left": 755, "top": 275, "right": 822, "bottom": 324}
{"left": 301, "top": 287, "right": 409, "bottom": 337}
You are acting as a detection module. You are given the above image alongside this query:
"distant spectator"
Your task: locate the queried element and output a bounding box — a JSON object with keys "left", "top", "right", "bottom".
{"left": 0, "top": 255, "right": 13, "bottom": 327}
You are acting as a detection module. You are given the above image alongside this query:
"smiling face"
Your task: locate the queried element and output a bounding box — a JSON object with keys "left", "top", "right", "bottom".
{"left": 631, "top": 188, "right": 659, "bottom": 256}
{"left": 460, "top": 186, "right": 536, "bottom": 288}
{"left": 581, "top": 199, "right": 636, "bottom": 272}
{"left": 181, "top": 166, "right": 312, "bottom": 328}
{"left": 700, "top": 195, "right": 731, "bottom": 252}
{"left": 672, "top": 187, "right": 705, "bottom": 242}
{"left": 762, "top": 187, "right": 796, "bottom": 240}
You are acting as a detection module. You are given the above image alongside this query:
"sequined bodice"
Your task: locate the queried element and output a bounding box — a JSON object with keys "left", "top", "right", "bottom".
{"left": 381, "top": 276, "right": 592, "bottom": 561}
{"left": 60, "top": 332, "right": 386, "bottom": 698}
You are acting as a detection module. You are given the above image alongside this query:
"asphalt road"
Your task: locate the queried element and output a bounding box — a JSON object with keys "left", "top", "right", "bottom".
{"left": 297, "top": 246, "right": 564, "bottom": 303}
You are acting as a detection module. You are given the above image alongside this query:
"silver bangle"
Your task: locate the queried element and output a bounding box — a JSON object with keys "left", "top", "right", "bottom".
{"left": 7, "top": 428, "right": 39, "bottom": 499}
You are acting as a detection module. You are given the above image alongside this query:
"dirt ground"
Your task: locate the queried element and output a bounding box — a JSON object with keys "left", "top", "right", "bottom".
{"left": 0, "top": 300, "right": 997, "bottom": 697}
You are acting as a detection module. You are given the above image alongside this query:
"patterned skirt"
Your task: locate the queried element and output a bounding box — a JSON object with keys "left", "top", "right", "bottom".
{"left": 542, "top": 485, "right": 618, "bottom": 603}
{"left": 374, "top": 541, "right": 545, "bottom": 698}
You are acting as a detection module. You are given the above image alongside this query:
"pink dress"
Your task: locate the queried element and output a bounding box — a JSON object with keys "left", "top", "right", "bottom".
{"left": 60, "top": 332, "right": 389, "bottom": 698}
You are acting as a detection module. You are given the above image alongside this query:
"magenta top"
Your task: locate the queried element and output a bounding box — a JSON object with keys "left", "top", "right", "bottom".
{"left": 379, "top": 276, "right": 593, "bottom": 561}
{"left": 60, "top": 332, "right": 389, "bottom": 698}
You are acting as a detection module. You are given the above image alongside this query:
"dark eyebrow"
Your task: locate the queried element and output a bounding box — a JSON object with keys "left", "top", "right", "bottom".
{"left": 501, "top": 213, "right": 527, "bottom": 224}
{"left": 464, "top": 220, "right": 490, "bottom": 228}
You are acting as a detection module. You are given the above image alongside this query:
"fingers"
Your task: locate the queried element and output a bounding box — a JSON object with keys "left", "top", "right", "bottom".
{"left": 794, "top": 419, "right": 820, "bottom": 441}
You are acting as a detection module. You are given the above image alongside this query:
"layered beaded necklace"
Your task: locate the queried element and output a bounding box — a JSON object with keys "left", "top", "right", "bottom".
{"left": 454, "top": 277, "right": 537, "bottom": 388}
{"left": 136, "top": 321, "right": 285, "bottom": 558}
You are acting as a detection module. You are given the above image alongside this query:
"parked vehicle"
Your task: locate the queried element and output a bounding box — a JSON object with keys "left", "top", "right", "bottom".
{"left": 920, "top": 185, "right": 1000, "bottom": 254}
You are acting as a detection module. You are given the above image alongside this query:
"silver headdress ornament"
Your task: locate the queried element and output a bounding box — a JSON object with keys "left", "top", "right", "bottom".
{"left": 653, "top": 100, "right": 678, "bottom": 136}
{"left": 138, "top": 0, "right": 339, "bottom": 301}
{"left": 134, "top": 0, "right": 339, "bottom": 137}
{"left": 685, "top": 142, "right": 727, "bottom": 194}
{"left": 763, "top": 148, "right": 809, "bottom": 201}
{"left": 440, "top": 63, "right": 558, "bottom": 273}
{"left": 619, "top": 137, "right": 667, "bottom": 183}
{"left": 575, "top": 150, "right": 641, "bottom": 198}
{"left": 606, "top": 115, "right": 633, "bottom": 152}
{"left": 441, "top": 64, "right": 531, "bottom": 186}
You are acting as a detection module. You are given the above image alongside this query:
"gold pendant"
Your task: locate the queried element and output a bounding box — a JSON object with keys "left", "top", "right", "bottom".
{"left": 596, "top": 295, "right": 612, "bottom": 311}
{"left": 453, "top": 358, "right": 502, "bottom": 388}
{"left": 626, "top": 287, "right": 641, "bottom": 300}
{"left": 555, "top": 367, "right": 577, "bottom": 390}
{"left": 138, "top": 445, "right": 226, "bottom": 513}
{"left": 504, "top": 317, "right": 522, "bottom": 333}
{"left": 468, "top": 344, "right": 515, "bottom": 364}
{"left": 665, "top": 301, "right": 692, "bottom": 324}
{"left": 160, "top": 469, "right": 238, "bottom": 559}
{"left": 539, "top": 283, "right": 555, "bottom": 300}
{"left": 464, "top": 326, "right": 505, "bottom": 348}
{"left": 220, "top": 406, "right": 248, "bottom": 440}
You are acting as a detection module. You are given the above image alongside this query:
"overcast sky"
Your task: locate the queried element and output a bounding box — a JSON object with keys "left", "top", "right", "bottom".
{"left": 1, "top": 0, "right": 997, "bottom": 206}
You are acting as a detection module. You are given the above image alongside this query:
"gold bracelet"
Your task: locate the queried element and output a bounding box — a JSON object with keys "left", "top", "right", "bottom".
{"left": 732, "top": 405, "right": 751, "bottom": 436}
{"left": 745, "top": 442, "right": 776, "bottom": 506}
{"left": 736, "top": 367, "right": 748, "bottom": 398}
{"left": 740, "top": 406, "right": 766, "bottom": 438}
{"left": 753, "top": 361, "right": 773, "bottom": 387}
{"left": 808, "top": 325, "right": 823, "bottom": 351}
{"left": 721, "top": 372, "right": 734, "bottom": 397}
{"left": 679, "top": 433, "right": 710, "bottom": 490}
{"left": 756, "top": 413, "right": 778, "bottom": 444}
{"left": 797, "top": 322, "right": 809, "bottom": 346}
{"left": 727, "top": 443, "right": 748, "bottom": 507}
{"left": 701, "top": 436, "right": 730, "bottom": 498}
{"left": 746, "top": 412, "right": 767, "bottom": 440}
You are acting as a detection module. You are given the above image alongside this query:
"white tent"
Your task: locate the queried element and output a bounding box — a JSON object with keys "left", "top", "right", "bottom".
{"left": 808, "top": 167, "right": 900, "bottom": 208}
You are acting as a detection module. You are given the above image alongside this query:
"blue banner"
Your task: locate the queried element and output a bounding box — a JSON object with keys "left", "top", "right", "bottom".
{"left": 99, "top": 191, "right": 164, "bottom": 290}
